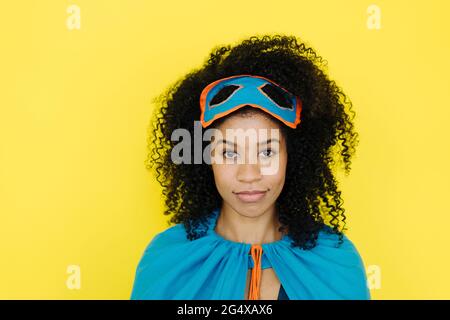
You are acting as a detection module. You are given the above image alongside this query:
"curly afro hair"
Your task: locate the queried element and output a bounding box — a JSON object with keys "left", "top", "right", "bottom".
{"left": 145, "top": 34, "right": 359, "bottom": 250}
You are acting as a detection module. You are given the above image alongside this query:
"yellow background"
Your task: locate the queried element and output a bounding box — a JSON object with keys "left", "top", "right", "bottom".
{"left": 1, "top": 0, "right": 449, "bottom": 299}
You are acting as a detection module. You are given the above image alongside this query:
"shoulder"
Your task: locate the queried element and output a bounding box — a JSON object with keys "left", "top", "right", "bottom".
{"left": 312, "top": 226, "right": 371, "bottom": 299}
{"left": 132, "top": 223, "right": 187, "bottom": 278}
{"left": 313, "top": 226, "right": 367, "bottom": 267}
{"left": 317, "top": 225, "right": 362, "bottom": 251}
{"left": 140, "top": 223, "right": 187, "bottom": 254}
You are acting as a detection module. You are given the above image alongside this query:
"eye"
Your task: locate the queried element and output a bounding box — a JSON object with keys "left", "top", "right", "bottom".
{"left": 223, "top": 150, "right": 238, "bottom": 159}
{"left": 259, "top": 148, "right": 276, "bottom": 158}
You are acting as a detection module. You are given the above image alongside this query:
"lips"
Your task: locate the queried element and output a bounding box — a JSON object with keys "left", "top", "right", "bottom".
{"left": 234, "top": 190, "right": 268, "bottom": 203}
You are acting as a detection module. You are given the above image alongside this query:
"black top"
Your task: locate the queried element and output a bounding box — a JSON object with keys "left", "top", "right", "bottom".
{"left": 277, "top": 284, "right": 289, "bottom": 300}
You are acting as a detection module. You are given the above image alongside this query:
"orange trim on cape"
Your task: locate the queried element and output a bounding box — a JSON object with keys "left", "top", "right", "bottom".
{"left": 248, "top": 244, "right": 263, "bottom": 300}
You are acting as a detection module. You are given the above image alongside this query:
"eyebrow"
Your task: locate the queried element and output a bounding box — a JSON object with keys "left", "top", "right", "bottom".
{"left": 216, "top": 138, "right": 280, "bottom": 146}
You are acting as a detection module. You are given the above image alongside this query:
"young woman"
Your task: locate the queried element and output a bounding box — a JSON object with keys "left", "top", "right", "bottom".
{"left": 130, "top": 34, "right": 370, "bottom": 300}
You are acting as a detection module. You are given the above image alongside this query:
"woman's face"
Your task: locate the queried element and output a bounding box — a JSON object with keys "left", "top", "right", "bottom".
{"left": 210, "top": 112, "right": 288, "bottom": 217}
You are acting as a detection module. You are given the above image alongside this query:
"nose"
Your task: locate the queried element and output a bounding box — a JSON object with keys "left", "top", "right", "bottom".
{"left": 236, "top": 163, "right": 262, "bottom": 183}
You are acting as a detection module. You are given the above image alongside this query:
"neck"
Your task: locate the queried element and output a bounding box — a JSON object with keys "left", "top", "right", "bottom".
{"left": 214, "top": 203, "right": 284, "bottom": 245}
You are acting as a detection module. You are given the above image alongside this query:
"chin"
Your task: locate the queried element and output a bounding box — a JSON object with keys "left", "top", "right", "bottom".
{"left": 233, "top": 204, "right": 270, "bottom": 217}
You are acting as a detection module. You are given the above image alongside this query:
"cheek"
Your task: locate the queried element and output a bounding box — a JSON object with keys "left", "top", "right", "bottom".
{"left": 268, "top": 155, "right": 287, "bottom": 189}
{"left": 211, "top": 165, "right": 235, "bottom": 192}
{"left": 267, "top": 170, "right": 286, "bottom": 191}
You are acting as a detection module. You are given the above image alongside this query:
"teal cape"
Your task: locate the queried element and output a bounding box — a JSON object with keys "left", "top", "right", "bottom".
{"left": 130, "top": 208, "right": 371, "bottom": 300}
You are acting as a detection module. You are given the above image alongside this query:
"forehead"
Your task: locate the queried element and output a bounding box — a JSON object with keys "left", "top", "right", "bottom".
{"left": 212, "top": 112, "right": 284, "bottom": 145}
{"left": 214, "top": 111, "right": 281, "bottom": 131}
